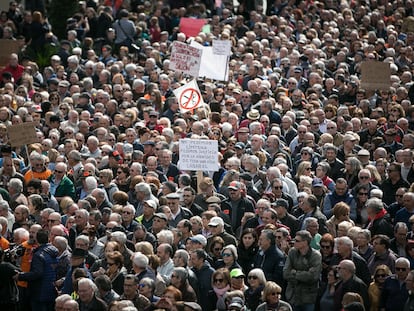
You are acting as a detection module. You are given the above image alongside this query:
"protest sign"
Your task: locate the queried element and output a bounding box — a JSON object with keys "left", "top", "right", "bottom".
{"left": 173, "top": 79, "right": 204, "bottom": 112}
{"left": 170, "top": 41, "right": 203, "bottom": 77}
{"left": 8, "top": 122, "right": 37, "bottom": 147}
{"left": 178, "top": 139, "right": 219, "bottom": 171}
{"left": 190, "top": 41, "right": 229, "bottom": 81}
{"left": 213, "top": 39, "right": 232, "bottom": 56}
{"left": 179, "top": 18, "right": 206, "bottom": 37}
{"left": 361, "top": 61, "right": 391, "bottom": 91}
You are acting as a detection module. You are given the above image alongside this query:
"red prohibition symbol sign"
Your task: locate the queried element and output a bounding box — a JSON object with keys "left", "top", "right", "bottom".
{"left": 180, "top": 88, "right": 201, "bottom": 110}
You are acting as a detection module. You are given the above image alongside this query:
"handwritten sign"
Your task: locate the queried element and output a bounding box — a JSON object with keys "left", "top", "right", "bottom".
{"left": 8, "top": 122, "right": 37, "bottom": 147}
{"left": 361, "top": 61, "right": 391, "bottom": 91}
{"left": 178, "top": 139, "right": 219, "bottom": 171}
{"left": 173, "top": 79, "right": 204, "bottom": 112}
{"left": 213, "top": 39, "right": 232, "bottom": 56}
{"left": 170, "top": 41, "right": 202, "bottom": 77}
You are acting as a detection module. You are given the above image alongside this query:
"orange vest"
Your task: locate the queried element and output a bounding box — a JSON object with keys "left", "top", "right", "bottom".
{"left": 17, "top": 241, "right": 38, "bottom": 288}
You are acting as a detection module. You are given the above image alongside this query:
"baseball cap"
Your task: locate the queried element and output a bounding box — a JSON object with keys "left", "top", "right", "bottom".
{"left": 230, "top": 268, "right": 245, "bottom": 278}
{"left": 228, "top": 181, "right": 242, "bottom": 190}
{"left": 153, "top": 213, "right": 168, "bottom": 221}
{"left": 189, "top": 234, "right": 207, "bottom": 246}
{"left": 234, "top": 142, "right": 245, "bottom": 150}
{"left": 312, "top": 178, "right": 324, "bottom": 187}
{"left": 208, "top": 217, "right": 224, "bottom": 227}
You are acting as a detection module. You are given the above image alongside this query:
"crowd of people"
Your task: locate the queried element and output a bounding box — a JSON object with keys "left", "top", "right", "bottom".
{"left": 2, "top": 0, "right": 414, "bottom": 311}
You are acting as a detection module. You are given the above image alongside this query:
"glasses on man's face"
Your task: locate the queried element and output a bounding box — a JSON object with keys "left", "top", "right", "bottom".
{"left": 358, "top": 192, "right": 368, "bottom": 196}
{"left": 396, "top": 267, "right": 408, "bottom": 272}
{"left": 273, "top": 186, "right": 283, "bottom": 190}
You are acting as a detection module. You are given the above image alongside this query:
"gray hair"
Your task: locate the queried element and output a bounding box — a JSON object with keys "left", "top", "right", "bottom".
{"left": 222, "top": 244, "right": 238, "bottom": 260}
{"left": 174, "top": 249, "right": 189, "bottom": 266}
{"left": 135, "top": 182, "right": 151, "bottom": 195}
{"left": 247, "top": 268, "right": 267, "bottom": 285}
{"left": 132, "top": 252, "right": 149, "bottom": 268}
{"left": 111, "top": 231, "right": 127, "bottom": 245}
{"left": 0, "top": 200, "right": 10, "bottom": 211}
{"left": 336, "top": 236, "right": 354, "bottom": 249}
{"left": 78, "top": 278, "right": 97, "bottom": 292}
{"left": 9, "top": 178, "right": 23, "bottom": 193}
{"left": 366, "top": 197, "right": 384, "bottom": 213}
{"left": 156, "top": 229, "right": 174, "bottom": 245}
{"left": 172, "top": 267, "right": 188, "bottom": 282}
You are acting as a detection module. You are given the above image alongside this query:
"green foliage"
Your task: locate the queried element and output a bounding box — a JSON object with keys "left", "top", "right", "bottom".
{"left": 47, "top": 0, "right": 79, "bottom": 39}
{"left": 25, "top": 43, "right": 58, "bottom": 71}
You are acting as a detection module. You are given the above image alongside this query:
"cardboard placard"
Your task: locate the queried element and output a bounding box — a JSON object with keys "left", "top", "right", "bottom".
{"left": 8, "top": 122, "right": 38, "bottom": 147}
{"left": 179, "top": 18, "right": 206, "bottom": 38}
{"left": 170, "top": 41, "right": 203, "bottom": 78}
{"left": 0, "top": 39, "right": 21, "bottom": 66}
{"left": 178, "top": 139, "right": 219, "bottom": 172}
{"left": 361, "top": 61, "right": 391, "bottom": 91}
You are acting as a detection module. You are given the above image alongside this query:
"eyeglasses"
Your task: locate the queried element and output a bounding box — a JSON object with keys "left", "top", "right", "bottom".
{"left": 273, "top": 186, "right": 283, "bottom": 190}
{"left": 65, "top": 132, "right": 73, "bottom": 135}
{"left": 117, "top": 171, "right": 123, "bottom": 174}
{"left": 48, "top": 219, "right": 58, "bottom": 222}
{"left": 376, "top": 274, "right": 386, "bottom": 278}
{"left": 122, "top": 211, "right": 132, "bottom": 214}
{"left": 214, "top": 278, "right": 224, "bottom": 283}
{"left": 138, "top": 284, "right": 147, "bottom": 288}
{"left": 359, "top": 176, "right": 369, "bottom": 179}
{"left": 248, "top": 275, "right": 258, "bottom": 280}
{"left": 222, "top": 253, "right": 233, "bottom": 257}
{"left": 396, "top": 194, "right": 404, "bottom": 198}
{"left": 298, "top": 131, "right": 306, "bottom": 134}
{"left": 301, "top": 152, "right": 309, "bottom": 155}
{"left": 396, "top": 267, "right": 408, "bottom": 271}
{"left": 327, "top": 126, "right": 335, "bottom": 129}
{"left": 305, "top": 167, "right": 311, "bottom": 170}
{"left": 358, "top": 192, "right": 368, "bottom": 196}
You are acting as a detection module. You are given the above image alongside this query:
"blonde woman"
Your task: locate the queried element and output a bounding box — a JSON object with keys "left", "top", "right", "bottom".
{"left": 256, "top": 281, "right": 292, "bottom": 311}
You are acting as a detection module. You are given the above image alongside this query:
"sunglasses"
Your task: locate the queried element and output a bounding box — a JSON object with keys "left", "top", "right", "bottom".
{"left": 396, "top": 267, "right": 408, "bottom": 271}
{"left": 248, "top": 275, "right": 258, "bottom": 280}
{"left": 214, "top": 278, "right": 224, "bottom": 283}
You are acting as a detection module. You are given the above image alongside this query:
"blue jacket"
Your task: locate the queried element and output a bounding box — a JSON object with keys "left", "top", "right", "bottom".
{"left": 18, "top": 243, "right": 58, "bottom": 302}
{"left": 254, "top": 245, "right": 286, "bottom": 285}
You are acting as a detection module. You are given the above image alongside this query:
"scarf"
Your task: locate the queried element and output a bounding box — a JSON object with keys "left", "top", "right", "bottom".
{"left": 213, "top": 285, "right": 230, "bottom": 297}
{"left": 367, "top": 208, "right": 387, "bottom": 229}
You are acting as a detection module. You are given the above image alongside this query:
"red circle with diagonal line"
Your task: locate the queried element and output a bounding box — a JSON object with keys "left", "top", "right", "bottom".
{"left": 179, "top": 88, "right": 201, "bottom": 110}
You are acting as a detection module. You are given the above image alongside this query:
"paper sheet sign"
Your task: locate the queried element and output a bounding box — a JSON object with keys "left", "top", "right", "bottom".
{"left": 178, "top": 139, "right": 219, "bottom": 171}
{"left": 213, "top": 39, "right": 232, "bottom": 55}
{"left": 170, "top": 41, "right": 203, "bottom": 78}
{"left": 190, "top": 41, "right": 229, "bottom": 81}
{"left": 173, "top": 79, "right": 204, "bottom": 112}
{"left": 179, "top": 18, "right": 206, "bottom": 38}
